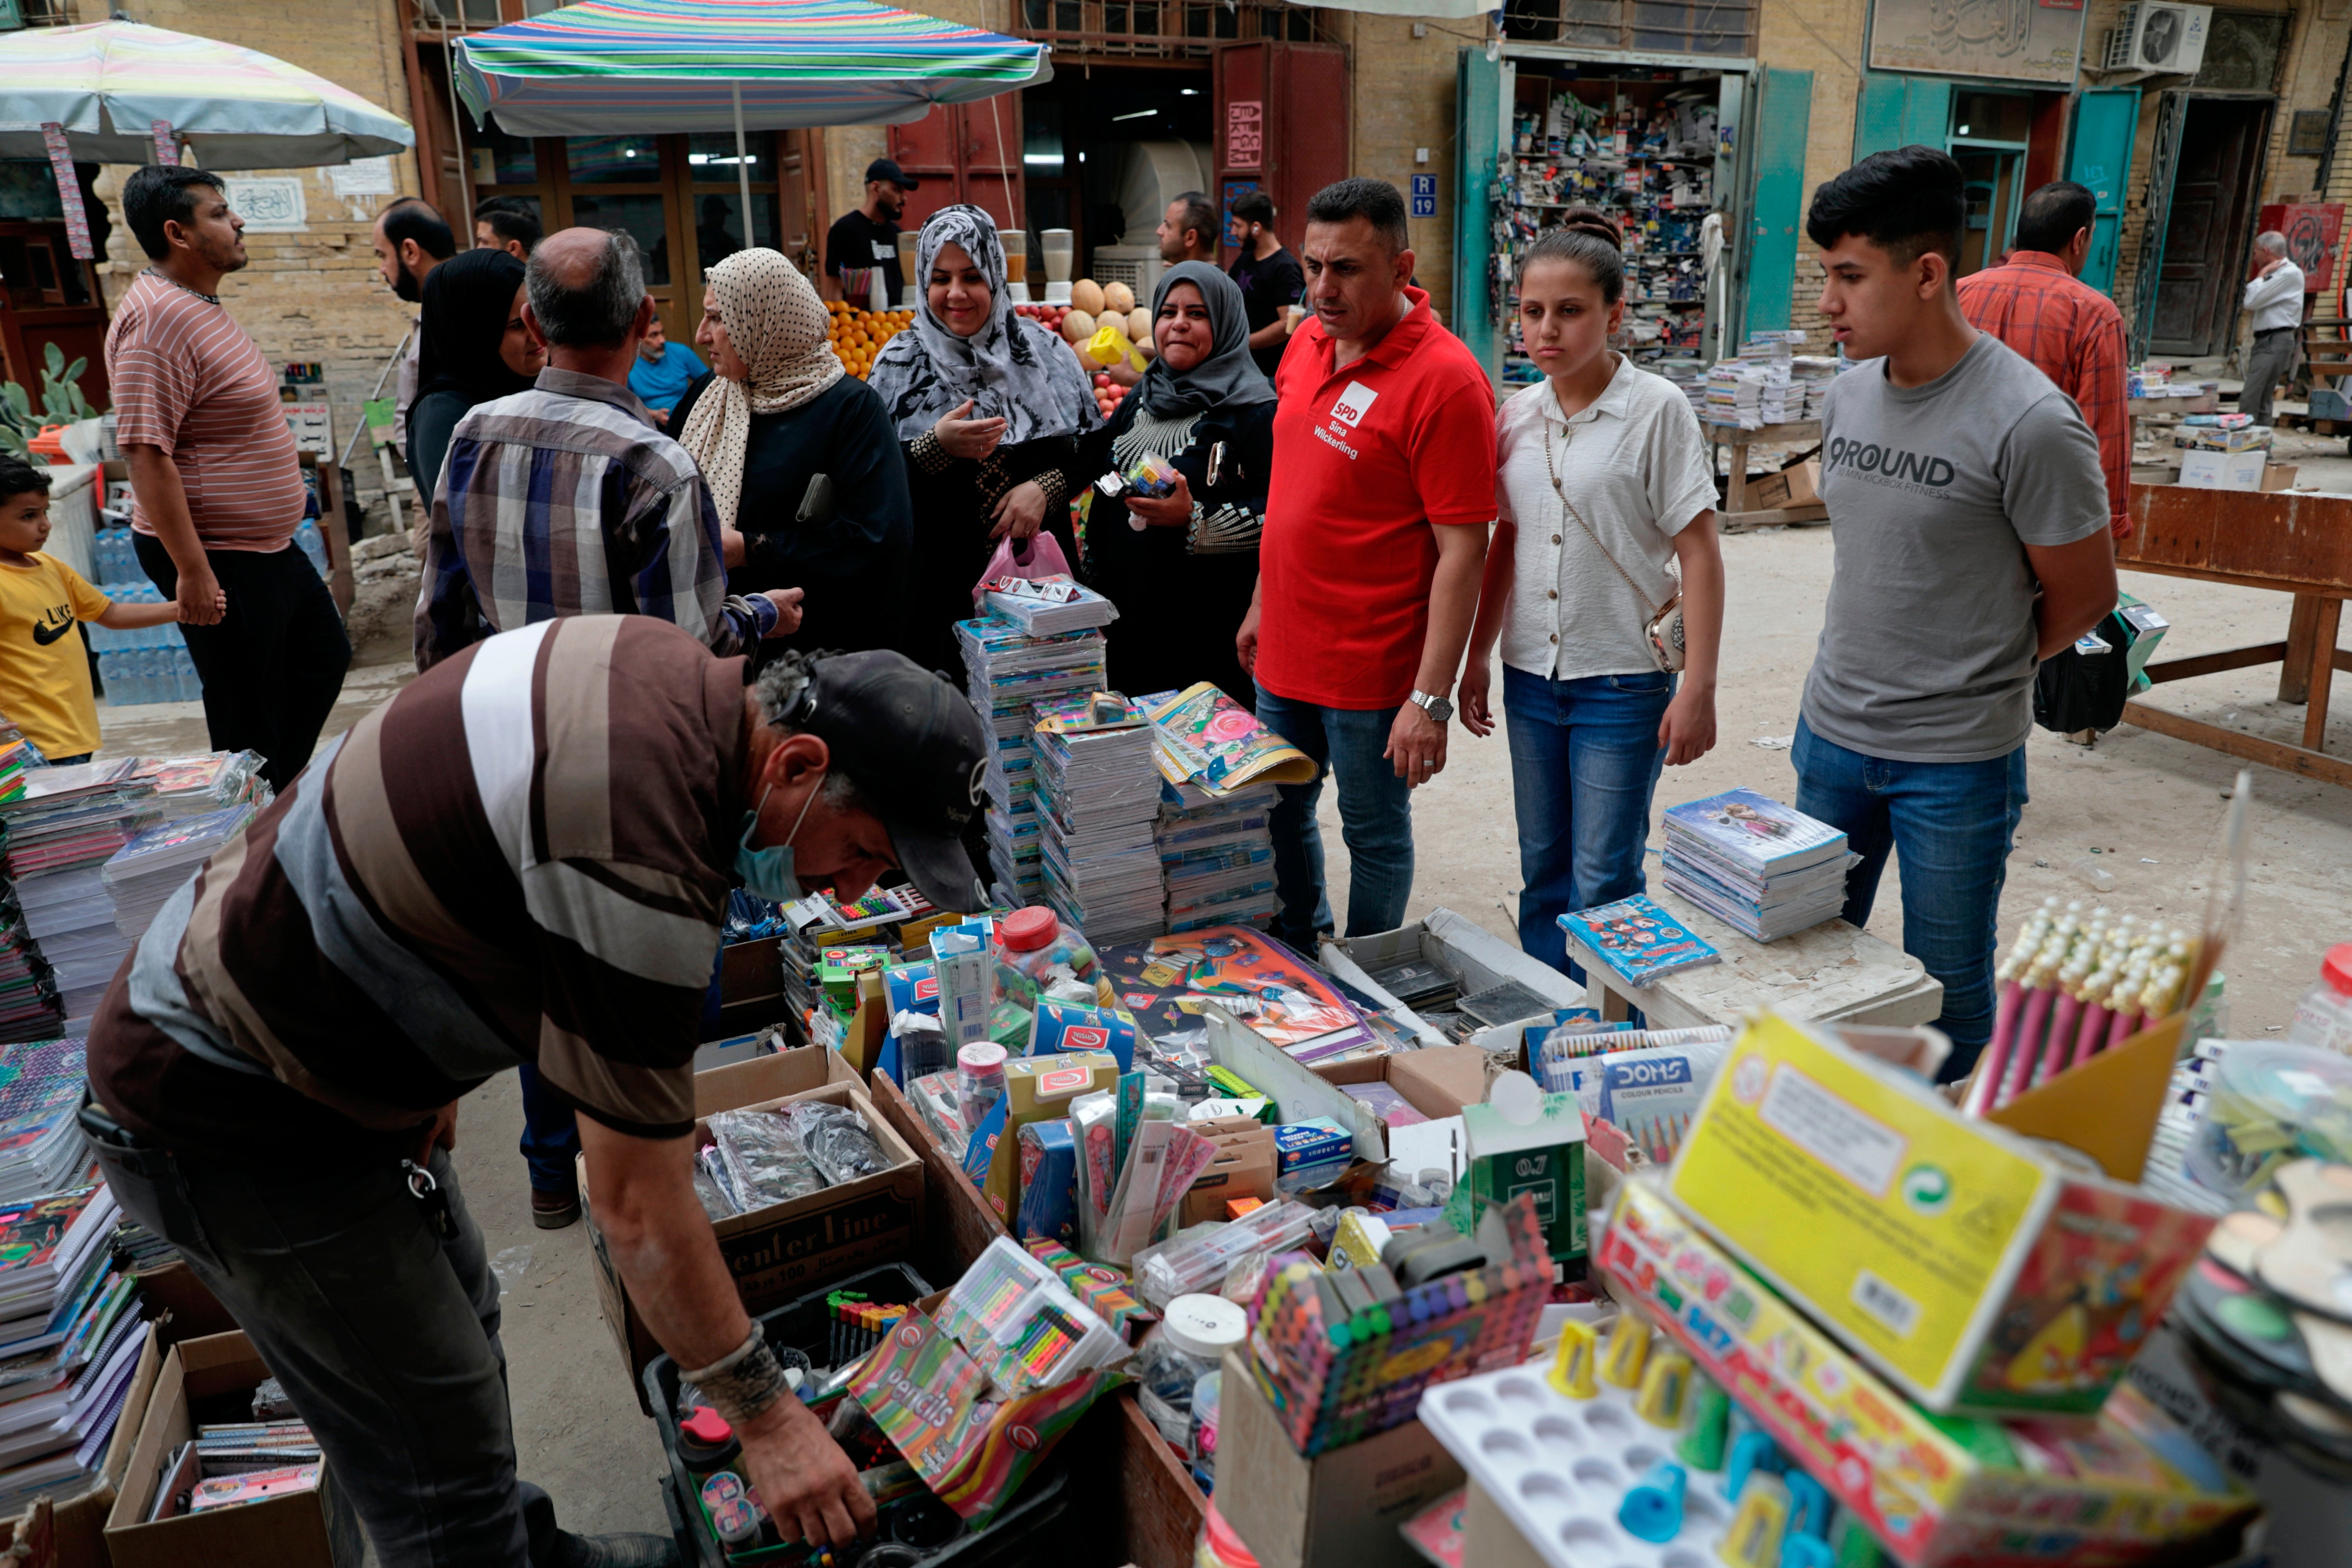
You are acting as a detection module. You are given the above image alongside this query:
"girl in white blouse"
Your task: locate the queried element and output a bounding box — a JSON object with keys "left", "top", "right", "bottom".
{"left": 1461, "top": 210, "right": 1725, "bottom": 978}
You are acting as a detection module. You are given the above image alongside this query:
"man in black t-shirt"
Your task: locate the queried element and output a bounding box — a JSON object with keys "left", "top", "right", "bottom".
{"left": 1227, "top": 190, "right": 1305, "bottom": 380}
{"left": 826, "top": 157, "right": 918, "bottom": 304}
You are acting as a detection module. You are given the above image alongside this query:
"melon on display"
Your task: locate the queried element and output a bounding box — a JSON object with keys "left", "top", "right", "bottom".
{"left": 1102, "top": 281, "right": 1135, "bottom": 315}
{"left": 1127, "top": 307, "right": 1151, "bottom": 343}
{"left": 1060, "top": 309, "right": 1096, "bottom": 343}
{"left": 1069, "top": 278, "right": 1106, "bottom": 315}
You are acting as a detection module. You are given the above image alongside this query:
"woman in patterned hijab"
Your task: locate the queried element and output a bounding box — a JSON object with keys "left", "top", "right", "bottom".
{"left": 867, "top": 205, "right": 1105, "bottom": 674}
{"left": 668, "top": 248, "right": 912, "bottom": 656}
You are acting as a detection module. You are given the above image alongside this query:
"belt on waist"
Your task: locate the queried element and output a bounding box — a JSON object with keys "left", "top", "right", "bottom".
{"left": 2254, "top": 326, "right": 2296, "bottom": 337}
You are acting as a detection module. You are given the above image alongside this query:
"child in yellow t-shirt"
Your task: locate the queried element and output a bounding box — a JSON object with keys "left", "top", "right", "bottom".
{"left": 0, "top": 457, "right": 218, "bottom": 764}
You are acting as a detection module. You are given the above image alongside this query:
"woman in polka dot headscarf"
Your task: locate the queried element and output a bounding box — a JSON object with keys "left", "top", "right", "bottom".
{"left": 673, "top": 248, "right": 913, "bottom": 656}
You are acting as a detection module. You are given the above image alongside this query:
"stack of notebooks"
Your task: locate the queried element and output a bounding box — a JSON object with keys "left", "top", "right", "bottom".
{"left": 955, "top": 615, "right": 1109, "bottom": 904}
{"left": 0, "top": 728, "right": 31, "bottom": 805}
{"left": 126, "top": 751, "right": 267, "bottom": 821}
{"left": 0, "top": 1181, "right": 142, "bottom": 1517}
{"left": 1154, "top": 779, "right": 1278, "bottom": 933}
{"left": 0, "top": 842, "right": 62, "bottom": 1043}
{"left": 1033, "top": 695, "right": 1164, "bottom": 946}
{"left": 1660, "top": 788, "right": 1851, "bottom": 942}
{"left": 1559, "top": 894, "right": 1721, "bottom": 987}
{"left": 102, "top": 802, "right": 257, "bottom": 941}
{"left": 0, "top": 1040, "right": 94, "bottom": 1204}
{"left": 1, "top": 763, "right": 159, "bottom": 1026}
{"left": 979, "top": 574, "right": 1119, "bottom": 638}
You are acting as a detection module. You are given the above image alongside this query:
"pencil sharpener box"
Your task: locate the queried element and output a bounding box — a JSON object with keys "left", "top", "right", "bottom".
{"left": 1665, "top": 1012, "right": 2215, "bottom": 1417}
{"left": 1596, "top": 1180, "right": 2256, "bottom": 1567}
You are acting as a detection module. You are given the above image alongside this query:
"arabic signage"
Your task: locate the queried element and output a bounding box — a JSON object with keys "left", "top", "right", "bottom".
{"left": 1867, "top": 0, "right": 2089, "bottom": 85}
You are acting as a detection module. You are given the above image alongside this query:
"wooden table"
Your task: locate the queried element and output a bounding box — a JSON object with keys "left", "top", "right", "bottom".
{"left": 1560, "top": 885, "right": 1942, "bottom": 1032}
{"left": 1707, "top": 418, "right": 1828, "bottom": 532}
{"left": 2117, "top": 484, "right": 2351, "bottom": 787}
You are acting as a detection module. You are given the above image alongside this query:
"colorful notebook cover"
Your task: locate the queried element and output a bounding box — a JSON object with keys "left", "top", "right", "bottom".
{"left": 1660, "top": 788, "right": 1847, "bottom": 876}
{"left": 1140, "top": 683, "right": 1317, "bottom": 795}
{"left": 1096, "top": 927, "right": 1375, "bottom": 1062}
{"left": 1558, "top": 896, "right": 1721, "bottom": 988}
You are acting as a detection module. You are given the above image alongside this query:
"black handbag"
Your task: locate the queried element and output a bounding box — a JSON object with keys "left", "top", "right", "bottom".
{"left": 2034, "top": 609, "right": 2134, "bottom": 735}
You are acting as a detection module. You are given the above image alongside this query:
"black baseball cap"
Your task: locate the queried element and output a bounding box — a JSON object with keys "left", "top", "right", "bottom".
{"left": 865, "top": 158, "right": 919, "bottom": 191}
{"left": 796, "top": 651, "right": 985, "bottom": 913}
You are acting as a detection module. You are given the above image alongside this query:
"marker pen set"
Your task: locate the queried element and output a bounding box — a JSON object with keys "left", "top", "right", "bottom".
{"left": 825, "top": 1292, "right": 909, "bottom": 1368}
{"left": 1965, "top": 897, "right": 2198, "bottom": 1118}
{"left": 938, "top": 1236, "right": 1125, "bottom": 1396}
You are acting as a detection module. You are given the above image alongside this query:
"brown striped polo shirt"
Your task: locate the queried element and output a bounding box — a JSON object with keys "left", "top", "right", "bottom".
{"left": 87, "top": 615, "right": 750, "bottom": 1166}
{"left": 105, "top": 270, "right": 308, "bottom": 553}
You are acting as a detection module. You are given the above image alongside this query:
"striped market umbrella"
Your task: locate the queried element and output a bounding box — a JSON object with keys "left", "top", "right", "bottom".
{"left": 0, "top": 21, "right": 413, "bottom": 168}
{"left": 449, "top": 0, "right": 1052, "bottom": 137}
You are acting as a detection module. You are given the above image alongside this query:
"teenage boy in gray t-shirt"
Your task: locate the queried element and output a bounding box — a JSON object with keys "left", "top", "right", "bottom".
{"left": 1795, "top": 146, "right": 2117, "bottom": 1084}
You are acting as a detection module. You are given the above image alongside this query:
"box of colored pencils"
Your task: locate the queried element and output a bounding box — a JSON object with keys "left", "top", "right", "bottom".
{"left": 1666, "top": 1011, "right": 2217, "bottom": 1416}
{"left": 1246, "top": 1194, "right": 1552, "bottom": 1455}
{"left": 1023, "top": 1238, "right": 1151, "bottom": 1338}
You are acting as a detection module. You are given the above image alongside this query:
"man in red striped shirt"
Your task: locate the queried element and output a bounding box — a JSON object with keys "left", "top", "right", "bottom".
{"left": 1956, "top": 181, "right": 2132, "bottom": 539}
{"left": 106, "top": 166, "right": 349, "bottom": 789}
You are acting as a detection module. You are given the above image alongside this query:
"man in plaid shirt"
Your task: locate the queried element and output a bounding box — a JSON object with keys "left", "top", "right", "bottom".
{"left": 416, "top": 227, "right": 803, "bottom": 670}
{"left": 1957, "top": 181, "right": 2132, "bottom": 539}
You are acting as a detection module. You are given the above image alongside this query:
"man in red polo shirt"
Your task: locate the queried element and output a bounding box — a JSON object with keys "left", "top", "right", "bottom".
{"left": 1237, "top": 177, "right": 1494, "bottom": 946}
{"left": 1957, "top": 181, "right": 2130, "bottom": 539}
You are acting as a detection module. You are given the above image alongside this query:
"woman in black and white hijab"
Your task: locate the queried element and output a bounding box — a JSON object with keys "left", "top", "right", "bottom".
{"left": 1075, "top": 261, "right": 1277, "bottom": 707}
{"left": 869, "top": 205, "right": 1104, "bottom": 673}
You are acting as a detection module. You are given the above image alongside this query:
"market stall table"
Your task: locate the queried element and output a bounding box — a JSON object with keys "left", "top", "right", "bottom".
{"left": 2117, "top": 482, "right": 2350, "bottom": 787}
{"left": 1706, "top": 418, "right": 1826, "bottom": 532}
{"left": 1561, "top": 883, "right": 1942, "bottom": 1032}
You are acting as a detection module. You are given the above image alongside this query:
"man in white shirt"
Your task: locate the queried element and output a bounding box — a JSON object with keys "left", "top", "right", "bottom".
{"left": 2240, "top": 231, "right": 2304, "bottom": 426}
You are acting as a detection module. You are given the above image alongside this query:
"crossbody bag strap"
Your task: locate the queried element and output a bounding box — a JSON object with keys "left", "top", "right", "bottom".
{"left": 1543, "top": 418, "right": 1673, "bottom": 620}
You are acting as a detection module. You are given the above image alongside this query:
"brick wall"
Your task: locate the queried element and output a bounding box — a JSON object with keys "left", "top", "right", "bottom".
{"left": 85, "top": 0, "right": 423, "bottom": 473}
{"left": 1339, "top": 15, "right": 1464, "bottom": 323}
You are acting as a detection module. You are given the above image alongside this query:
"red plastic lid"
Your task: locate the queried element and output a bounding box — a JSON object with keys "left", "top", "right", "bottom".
{"left": 1200, "top": 1503, "right": 1259, "bottom": 1568}
{"left": 2325, "top": 943, "right": 2352, "bottom": 997}
{"left": 680, "top": 1407, "right": 734, "bottom": 1445}
{"left": 1001, "top": 906, "right": 1059, "bottom": 952}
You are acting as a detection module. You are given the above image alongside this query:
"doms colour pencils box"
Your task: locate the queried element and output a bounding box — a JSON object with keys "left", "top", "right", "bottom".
{"left": 1665, "top": 1012, "right": 2215, "bottom": 1417}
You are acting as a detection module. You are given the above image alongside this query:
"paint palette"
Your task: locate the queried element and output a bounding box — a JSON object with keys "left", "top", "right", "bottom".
{"left": 1416, "top": 1330, "right": 1737, "bottom": 1568}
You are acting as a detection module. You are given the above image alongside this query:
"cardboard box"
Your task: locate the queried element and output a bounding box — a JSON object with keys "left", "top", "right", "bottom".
{"left": 1454, "top": 1087, "right": 1587, "bottom": 1260}
{"left": 1216, "top": 1349, "right": 1464, "bottom": 1568}
{"left": 978, "top": 1052, "right": 1120, "bottom": 1220}
{"left": 104, "top": 1332, "right": 362, "bottom": 1568}
{"left": 1598, "top": 1180, "right": 2257, "bottom": 1567}
{"left": 585, "top": 1074, "right": 922, "bottom": 1409}
{"left": 2261, "top": 462, "right": 2299, "bottom": 491}
{"left": 1665, "top": 1012, "right": 2215, "bottom": 1415}
{"left": 1322, "top": 909, "right": 1585, "bottom": 1053}
{"left": 691, "top": 1041, "right": 858, "bottom": 1119}
{"left": 2177, "top": 449, "right": 2266, "bottom": 490}
{"left": 1178, "top": 1117, "right": 1277, "bottom": 1226}
{"left": 1746, "top": 458, "right": 1820, "bottom": 510}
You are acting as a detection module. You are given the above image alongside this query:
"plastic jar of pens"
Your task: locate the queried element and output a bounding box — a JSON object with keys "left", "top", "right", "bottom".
{"left": 1135, "top": 1294, "right": 1246, "bottom": 1447}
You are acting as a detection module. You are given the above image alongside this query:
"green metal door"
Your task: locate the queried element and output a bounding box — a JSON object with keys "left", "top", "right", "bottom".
{"left": 1455, "top": 47, "right": 1508, "bottom": 377}
{"left": 2067, "top": 87, "right": 2141, "bottom": 297}
{"left": 1852, "top": 73, "right": 1954, "bottom": 160}
{"left": 1742, "top": 67, "right": 1813, "bottom": 338}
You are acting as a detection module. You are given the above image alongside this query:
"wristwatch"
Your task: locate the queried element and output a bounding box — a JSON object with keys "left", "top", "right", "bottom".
{"left": 1409, "top": 689, "right": 1455, "bottom": 724}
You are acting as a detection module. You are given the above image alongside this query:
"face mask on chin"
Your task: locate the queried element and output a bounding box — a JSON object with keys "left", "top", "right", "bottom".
{"left": 734, "top": 771, "right": 824, "bottom": 904}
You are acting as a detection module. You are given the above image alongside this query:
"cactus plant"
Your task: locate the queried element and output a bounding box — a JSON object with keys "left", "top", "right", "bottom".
{"left": 0, "top": 343, "right": 104, "bottom": 459}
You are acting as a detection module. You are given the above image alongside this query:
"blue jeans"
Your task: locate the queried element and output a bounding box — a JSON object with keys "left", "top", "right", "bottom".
{"left": 515, "top": 1063, "right": 580, "bottom": 1194}
{"left": 1505, "top": 665, "right": 1674, "bottom": 980}
{"left": 1791, "top": 715, "right": 2028, "bottom": 1084}
{"left": 1253, "top": 684, "right": 1415, "bottom": 947}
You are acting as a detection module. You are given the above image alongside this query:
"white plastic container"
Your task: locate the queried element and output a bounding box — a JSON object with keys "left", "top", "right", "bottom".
{"left": 1135, "top": 1294, "right": 1246, "bottom": 1446}
{"left": 2287, "top": 943, "right": 2352, "bottom": 1054}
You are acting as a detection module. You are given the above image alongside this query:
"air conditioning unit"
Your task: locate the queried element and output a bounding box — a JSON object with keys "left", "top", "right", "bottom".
{"left": 2103, "top": 3, "right": 2212, "bottom": 73}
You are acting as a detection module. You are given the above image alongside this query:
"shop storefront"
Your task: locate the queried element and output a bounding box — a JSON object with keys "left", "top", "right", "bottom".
{"left": 1453, "top": 43, "right": 1802, "bottom": 388}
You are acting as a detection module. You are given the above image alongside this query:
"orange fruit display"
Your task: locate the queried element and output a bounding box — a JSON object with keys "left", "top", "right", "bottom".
{"left": 824, "top": 300, "right": 915, "bottom": 380}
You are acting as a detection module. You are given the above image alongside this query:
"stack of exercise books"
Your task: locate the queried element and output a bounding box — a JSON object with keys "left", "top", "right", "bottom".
{"left": 0, "top": 837, "right": 62, "bottom": 1044}
{"left": 979, "top": 574, "right": 1118, "bottom": 637}
{"left": 0, "top": 729, "right": 30, "bottom": 806}
{"left": 0, "top": 1040, "right": 94, "bottom": 1205}
{"left": 1660, "top": 788, "right": 1851, "bottom": 942}
{"left": 125, "top": 751, "right": 267, "bottom": 821}
{"left": 1033, "top": 695, "right": 1164, "bottom": 946}
{"left": 102, "top": 802, "right": 257, "bottom": 942}
{"left": 1155, "top": 778, "right": 1278, "bottom": 934}
{"left": 1, "top": 765, "right": 159, "bottom": 1026}
{"left": 955, "top": 615, "right": 1109, "bottom": 905}
{"left": 0, "top": 1177, "right": 143, "bottom": 1516}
